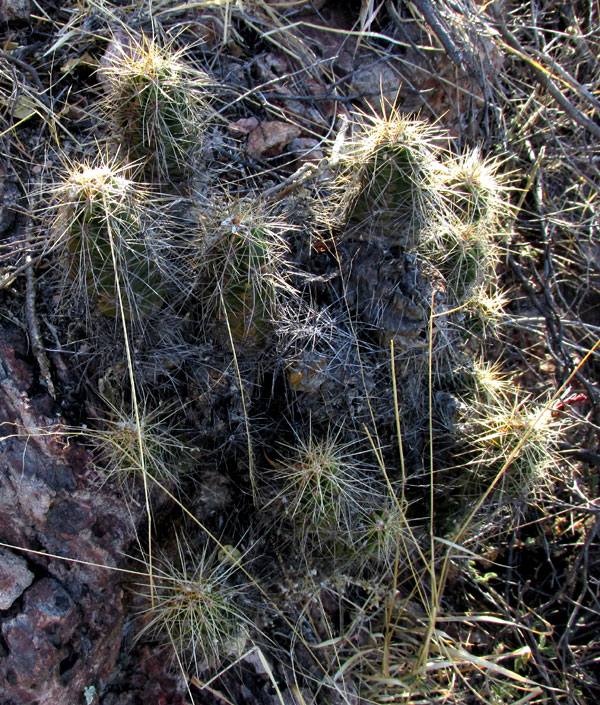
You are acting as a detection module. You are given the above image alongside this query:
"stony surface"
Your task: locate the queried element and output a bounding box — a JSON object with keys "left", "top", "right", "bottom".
{"left": 0, "top": 0, "right": 30, "bottom": 22}
{"left": 0, "top": 323, "right": 139, "bottom": 705}
{"left": 0, "top": 548, "right": 33, "bottom": 610}
{"left": 228, "top": 116, "right": 261, "bottom": 136}
{"left": 246, "top": 120, "right": 302, "bottom": 160}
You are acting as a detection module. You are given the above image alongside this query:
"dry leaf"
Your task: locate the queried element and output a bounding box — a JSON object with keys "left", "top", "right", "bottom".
{"left": 12, "top": 95, "right": 37, "bottom": 121}
{"left": 61, "top": 52, "right": 95, "bottom": 75}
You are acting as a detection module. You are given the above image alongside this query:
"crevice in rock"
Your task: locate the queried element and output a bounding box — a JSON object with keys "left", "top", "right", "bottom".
{"left": 58, "top": 647, "right": 79, "bottom": 685}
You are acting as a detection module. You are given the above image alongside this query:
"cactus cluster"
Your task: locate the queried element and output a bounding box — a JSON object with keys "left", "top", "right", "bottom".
{"left": 28, "top": 20, "right": 558, "bottom": 700}
{"left": 86, "top": 398, "right": 189, "bottom": 487}
{"left": 456, "top": 387, "right": 568, "bottom": 502}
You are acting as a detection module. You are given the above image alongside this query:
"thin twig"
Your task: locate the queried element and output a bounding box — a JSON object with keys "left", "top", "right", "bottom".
{"left": 495, "top": 22, "right": 600, "bottom": 140}
{"left": 0, "top": 49, "right": 46, "bottom": 97}
{"left": 410, "top": 0, "right": 465, "bottom": 71}
{"left": 24, "top": 218, "right": 55, "bottom": 399}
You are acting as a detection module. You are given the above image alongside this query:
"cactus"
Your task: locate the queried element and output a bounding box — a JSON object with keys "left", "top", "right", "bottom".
{"left": 136, "top": 538, "right": 252, "bottom": 674}
{"left": 193, "top": 197, "right": 294, "bottom": 347}
{"left": 356, "top": 502, "right": 406, "bottom": 568}
{"left": 85, "top": 398, "right": 190, "bottom": 487}
{"left": 418, "top": 149, "right": 509, "bottom": 302}
{"left": 456, "top": 389, "right": 568, "bottom": 502}
{"left": 100, "top": 34, "right": 210, "bottom": 182}
{"left": 266, "top": 431, "right": 380, "bottom": 552}
{"left": 52, "top": 161, "right": 166, "bottom": 323}
{"left": 425, "top": 223, "right": 500, "bottom": 302}
{"left": 333, "top": 110, "right": 444, "bottom": 247}
{"left": 437, "top": 147, "right": 508, "bottom": 228}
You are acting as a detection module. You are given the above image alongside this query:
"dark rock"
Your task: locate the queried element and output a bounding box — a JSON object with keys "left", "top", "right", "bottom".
{"left": 0, "top": 322, "right": 137, "bottom": 705}
{"left": 46, "top": 500, "right": 93, "bottom": 536}
{"left": 0, "top": 0, "right": 30, "bottom": 22}
{"left": 0, "top": 548, "right": 33, "bottom": 610}
{"left": 1, "top": 579, "right": 77, "bottom": 698}
{"left": 0, "top": 326, "right": 32, "bottom": 392}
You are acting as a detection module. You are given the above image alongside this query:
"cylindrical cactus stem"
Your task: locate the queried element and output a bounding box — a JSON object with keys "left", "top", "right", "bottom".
{"left": 99, "top": 33, "right": 211, "bottom": 183}
{"left": 332, "top": 111, "right": 445, "bottom": 247}
{"left": 52, "top": 161, "right": 167, "bottom": 324}
{"left": 436, "top": 147, "right": 509, "bottom": 228}
{"left": 193, "top": 197, "right": 295, "bottom": 348}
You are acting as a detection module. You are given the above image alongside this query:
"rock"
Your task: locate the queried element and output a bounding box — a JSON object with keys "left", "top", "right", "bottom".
{"left": 0, "top": 548, "right": 33, "bottom": 610}
{"left": 0, "top": 322, "right": 136, "bottom": 705}
{"left": 304, "top": 78, "right": 337, "bottom": 120}
{"left": 287, "top": 137, "right": 324, "bottom": 164}
{"left": 193, "top": 14, "right": 224, "bottom": 50}
{"left": 258, "top": 51, "right": 289, "bottom": 78}
{"left": 1, "top": 579, "right": 79, "bottom": 699}
{"left": 246, "top": 120, "right": 302, "bottom": 160}
{"left": 351, "top": 56, "right": 403, "bottom": 109}
{"left": 0, "top": 0, "right": 30, "bottom": 21}
{"left": 293, "top": 9, "right": 355, "bottom": 74}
